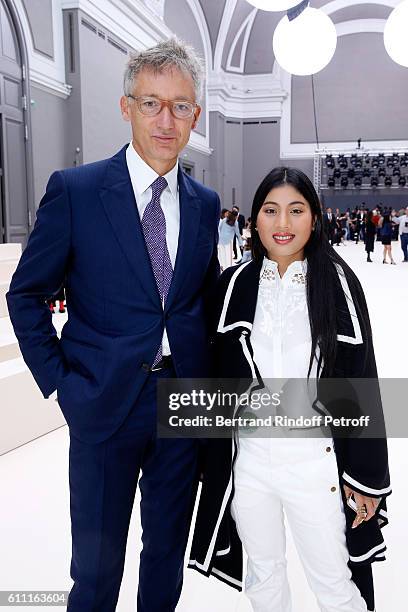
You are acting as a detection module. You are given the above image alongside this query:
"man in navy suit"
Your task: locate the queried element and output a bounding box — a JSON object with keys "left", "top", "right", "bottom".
{"left": 7, "top": 38, "right": 220, "bottom": 611}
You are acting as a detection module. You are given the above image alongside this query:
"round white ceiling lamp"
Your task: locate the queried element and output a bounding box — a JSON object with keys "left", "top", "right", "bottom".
{"left": 245, "top": 0, "right": 301, "bottom": 11}
{"left": 384, "top": 0, "right": 408, "bottom": 68}
{"left": 273, "top": 7, "right": 337, "bottom": 75}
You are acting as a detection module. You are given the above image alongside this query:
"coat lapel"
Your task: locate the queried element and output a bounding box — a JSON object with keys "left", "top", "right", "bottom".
{"left": 217, "top": 259, "right": 262, "bottom": 333}
{"left": 218, "top": 259, "right": 363, "bottom": 345}
{"left": 165, "top": 169, "right": 201, "bottom": 311}
{"left": 99, "top": 145, "right": 161, "bottom": 309}
{"left": 333, "top": 264, "right": 363, "bottom": 345}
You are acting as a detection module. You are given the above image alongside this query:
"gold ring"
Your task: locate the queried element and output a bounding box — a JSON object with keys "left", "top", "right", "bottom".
{"left": 356, "top": 505, "right": 368, "bottom": 519}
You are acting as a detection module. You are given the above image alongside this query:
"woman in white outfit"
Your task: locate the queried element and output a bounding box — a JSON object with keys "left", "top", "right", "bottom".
{"left": 189, "top": 168, "right": 391, "bottom": 612}
{"left": 218, "top": 210, "right": 243, "bottom": 270}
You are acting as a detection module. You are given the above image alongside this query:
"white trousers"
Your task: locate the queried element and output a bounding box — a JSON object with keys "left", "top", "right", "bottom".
{"left": 231, "top": 437, "right": 368, "bottom": 612}
{"left": 218, "top": 242, "right": 233, "bottom": 271}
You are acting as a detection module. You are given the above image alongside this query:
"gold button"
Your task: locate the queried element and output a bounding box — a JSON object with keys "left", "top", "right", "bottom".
{"left": 331, "top": 486, "right": 337, "bottom": 492}
{"left": 326, "top": 446, "right": 331, "bottom": 452}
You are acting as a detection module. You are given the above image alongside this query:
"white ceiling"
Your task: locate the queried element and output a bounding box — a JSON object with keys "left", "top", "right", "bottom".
{"left": 193, "top": 0, "right": 394, "bottom": 74}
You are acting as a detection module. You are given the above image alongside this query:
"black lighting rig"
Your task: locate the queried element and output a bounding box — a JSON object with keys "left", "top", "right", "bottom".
{"left": 320, "top": 151, "right": 408, "bottom": 190}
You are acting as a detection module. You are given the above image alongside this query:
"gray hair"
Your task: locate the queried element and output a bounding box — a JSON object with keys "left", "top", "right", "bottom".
{"left": 124, "top": 37, "right": 204, "bottom": 102}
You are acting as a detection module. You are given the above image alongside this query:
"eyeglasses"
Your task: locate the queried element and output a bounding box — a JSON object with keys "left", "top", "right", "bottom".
{"left": 127, "top": 95, "right": 199, "bottom": 119}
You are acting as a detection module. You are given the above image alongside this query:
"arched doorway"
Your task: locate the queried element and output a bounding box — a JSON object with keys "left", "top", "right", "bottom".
{"left": 0, "top": 0, "right": 31, "bottom": 245}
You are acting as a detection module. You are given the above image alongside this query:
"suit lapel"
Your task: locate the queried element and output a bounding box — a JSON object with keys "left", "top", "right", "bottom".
{"left": 99, "top": 146, "right": 161, "bottom": 309}
{"left": 165, "top": 170, "right": 201, "bottom": 310}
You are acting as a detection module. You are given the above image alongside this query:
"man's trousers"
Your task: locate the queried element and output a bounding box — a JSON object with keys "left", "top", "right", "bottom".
{"left": 66, "top": 367, "right": 198, "bottom": 611}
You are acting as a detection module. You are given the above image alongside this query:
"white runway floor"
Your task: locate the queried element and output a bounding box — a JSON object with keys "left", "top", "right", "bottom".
{"left": 0, "top": 241, "right": 407, "bottom": 611}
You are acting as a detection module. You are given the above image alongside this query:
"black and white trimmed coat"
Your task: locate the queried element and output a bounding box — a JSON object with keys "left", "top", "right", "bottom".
{"left": 188, "top": 257, "right": 391, "bottom": 606}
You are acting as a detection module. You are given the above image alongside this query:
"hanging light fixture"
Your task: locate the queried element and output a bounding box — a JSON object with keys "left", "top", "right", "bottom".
{"left": 273, "top": 6, "right": 337, "bottom": 75}
{"left": 245, "top": 0, "right": 301, "bottom": 11}
{"left": 384, "top": 0, "right": 408, "bottom": 68}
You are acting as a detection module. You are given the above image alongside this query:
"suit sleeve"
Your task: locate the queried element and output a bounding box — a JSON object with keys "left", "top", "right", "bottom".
{"left": 6, "top": 171, "right": 71, "bottom": 398}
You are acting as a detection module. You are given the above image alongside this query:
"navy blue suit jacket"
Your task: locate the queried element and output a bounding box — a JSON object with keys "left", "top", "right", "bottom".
{"left": 7, "top": 145, "right": 220, "bottom": 443}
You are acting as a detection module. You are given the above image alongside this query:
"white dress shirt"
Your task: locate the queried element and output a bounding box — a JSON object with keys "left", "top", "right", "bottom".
{"left": 251, "top": 257, "right": 313, "bottom": 379}
{"left": 250, "top": 257, "right": 319, "bottom": 425}
{"left": 126, "top": 142, "right": 180, "bottom": 356}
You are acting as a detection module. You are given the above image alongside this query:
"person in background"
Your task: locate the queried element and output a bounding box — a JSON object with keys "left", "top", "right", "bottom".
{"left": 364, "top": 211, "right": 376, "bottom": 262}
{"left": 379, "top": 212, "right": 396, "bottom": 264}
{"left": 232, "top": 205, "right": 245, "bottom": 260}
{"left": 332, "top": 214, "right": 344, "bottom": 247}
{"left": 336, "top": 210, "right": 348, "bottom": 246}
{"left": 353, "top": 208, "right": 365, "bottom": 244}
{"left": 323, "top": 207, "right": 336, "bottom": 245}
{"left": 232, "top": 205, "right": 245, "bottom": 234}
{"left": 220, "top": 207, "right": 228, "bottom": 220}
{"left": 391, "top": 206, "right": 408, "bottom": 262}
{"left": 372, "top": 208, "right": 380, "bottom": 226}
{"left": 360, "top": 204, "right": 367, "bottom": 242}
{"left": 376, "top": 207, "right": 384, "bottom": 242}
{"left": 240, "top": 236, "right": 252, "bottom": 263}
{"left": 218, "top": 209, "right": 243, "bottom": 271}
{"left": 242, "top": 218, "right": 251, "bottom": 243}
{"left": 371, "top": 208, "right": 381, "bottom": 243}
{"left": 345, "top": 209, "right": 352, "bottom": 240}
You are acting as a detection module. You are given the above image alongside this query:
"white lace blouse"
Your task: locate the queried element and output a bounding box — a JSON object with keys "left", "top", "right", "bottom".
{"left": 250, "top": 257, "right": 322, "bottom": 427}
{"left": 251, "top": 257, "right": 317, "bottom": 380}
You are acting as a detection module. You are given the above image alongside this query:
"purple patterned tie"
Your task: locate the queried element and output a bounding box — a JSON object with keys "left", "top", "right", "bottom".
{"left": 141, "top": 176, "right": 173, "bottom": 366}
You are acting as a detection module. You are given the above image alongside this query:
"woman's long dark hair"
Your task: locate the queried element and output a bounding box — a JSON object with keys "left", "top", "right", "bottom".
{"left": 251, "top": 167, "right": 370, "bottom": 377}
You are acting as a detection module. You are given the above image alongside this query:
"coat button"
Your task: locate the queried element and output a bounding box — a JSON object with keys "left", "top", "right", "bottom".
{"left": 330, "top": 486, "right": 337, "bottom": 492}
{"left": 326, "top": 446, "right": 331, "bottom": 452}
{"left": 141, "top": 363, "right": 150, "bottom": 372}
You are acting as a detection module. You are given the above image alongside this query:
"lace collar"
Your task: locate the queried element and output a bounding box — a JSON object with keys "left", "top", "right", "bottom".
{"left": 259, "top": 257, "right": 307, "bottom": 285}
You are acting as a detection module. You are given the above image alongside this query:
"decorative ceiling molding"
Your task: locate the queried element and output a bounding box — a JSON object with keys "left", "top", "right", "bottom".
{"left": 182, "top": 0, "right": 213, "bottom": 70}
{"left": 214, "top": 0, "right": 237, "bottom": 72}
{"left": 30, "top": 68, "right": 72, "bottom": 98}
{"left": 61, "top": 0, "right": 171, "bottom": 48}
{"left": 142, "top": 0, "right": 165, "bottom": 18}
{"left": 208, "top": 0, "right": 286, "bottom": 118}
{"left": 170, "top": 0, "right": 211, "bottom": 149}
{"left": 335, "top": 18, "right": 386, "bottom": 35}
{"left": 208, "top": 72, "right": 287, "bottom": 119}
{"left": 187, "top": 131, "right": 213, "bottom": 155}
{"left": 212, "top": 1, "right": 398, "bottom": 81}
{"left": 322, "top": 0, "right": 399, "bottom": 15}
{"left": 11, "top": 0, "right": 71, "bottom": 98}
{"left": 226, "top": 8, "right": 257, "bottom": 73}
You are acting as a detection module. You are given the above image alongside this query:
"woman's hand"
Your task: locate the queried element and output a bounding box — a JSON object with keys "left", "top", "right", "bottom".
{"left": 343, "top": 485, "right": 380, "bottom": 529}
